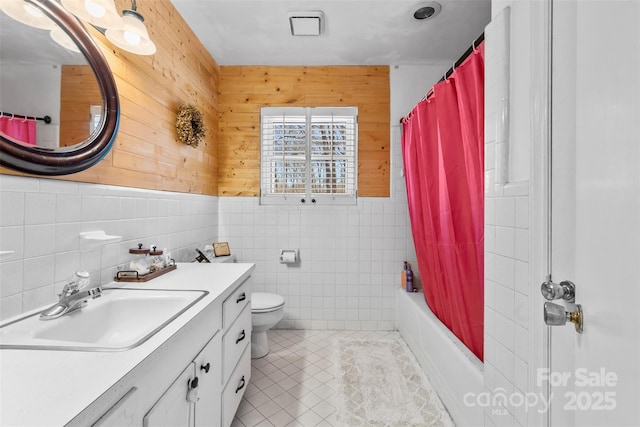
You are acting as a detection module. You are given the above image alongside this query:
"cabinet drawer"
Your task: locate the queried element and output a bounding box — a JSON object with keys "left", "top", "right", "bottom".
{"left": 222, "top": 303, "right": 251, "bottom": 384}
{"left": 222, "top": 276, "right": 251, "bottom": 328}
{"left": 221, "top": 345, "right": 251, "bottom": 427}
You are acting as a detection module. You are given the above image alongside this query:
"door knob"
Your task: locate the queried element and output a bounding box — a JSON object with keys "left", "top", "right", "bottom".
{"left": 540, "top": 280, "right": 575, "bottom": 302}
{"left": 544, "top": 301, "right": 583, "bottom": 333}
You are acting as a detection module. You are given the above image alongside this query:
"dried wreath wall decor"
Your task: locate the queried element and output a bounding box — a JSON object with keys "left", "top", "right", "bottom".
{"left": 176, "top": 104, "right": 206, "bottom": 148}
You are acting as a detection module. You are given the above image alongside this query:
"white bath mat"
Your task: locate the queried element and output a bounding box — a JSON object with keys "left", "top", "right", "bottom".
{"left": 335, "top": 336, "right": 454, "bottom": 427}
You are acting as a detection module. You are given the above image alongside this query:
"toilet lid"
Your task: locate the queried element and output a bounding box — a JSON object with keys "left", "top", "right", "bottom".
{"left": 252, "top": 292, "right": 285, "bottom": 312}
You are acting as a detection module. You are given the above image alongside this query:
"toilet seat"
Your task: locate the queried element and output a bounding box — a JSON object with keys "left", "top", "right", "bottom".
{"left": 252, "top": 292, "right": 285, "bottom": 313}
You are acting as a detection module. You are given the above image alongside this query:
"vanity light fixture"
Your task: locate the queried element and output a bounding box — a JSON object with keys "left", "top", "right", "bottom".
{"left": 61, "top": 0, "right": 122, "bottom": 29}
{"left": 0, "top": 0, "right": 57, "bottom": 30}
{"left": 1, "top": 0, "right": 155, "bottom": 56}
{"left": 50, "top": 26, "right": 81, "bottom": 53}
{"left": 105, "top": 0, "right": 156, "bottom": 55}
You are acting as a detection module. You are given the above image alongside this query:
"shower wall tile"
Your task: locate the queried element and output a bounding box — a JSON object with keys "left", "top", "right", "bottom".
{"left": 485, "top": 4, "right": 532, "bottom": 426}
{"left": 493, "top": 284, "right": 515, "bottom": 320}
{"left": 495, "top": 197, "right": 515, "bottom": 227}
{"left": 495, "top": 226, "right": 515, "bottom": 257}
{"left": 514, "top": 324, "right": 528, "bottom": 361}
{"left": 494, "top": 255, "right": 515, "bottom": 289}
{"left": 494, "top": 311, "right": 515, "bottom": 350}
{"left": 514, "top": 260, "right": 528, "bottom": 295}
{"left": 515, "top": 196, "right": 528, "bottom": 229}
{"left": 0, "top": 176, "right": 219, "bottom": 321}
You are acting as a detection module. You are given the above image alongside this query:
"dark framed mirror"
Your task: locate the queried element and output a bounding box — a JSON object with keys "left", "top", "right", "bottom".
{"left": 0, "top": 0, "right": 119, "bottom": 175}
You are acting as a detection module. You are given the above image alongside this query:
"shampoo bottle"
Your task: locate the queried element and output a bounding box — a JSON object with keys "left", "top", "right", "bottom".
{"left": 406, "top": 263, "right": 414, "bottom": 292}
{"left": 401, "top": 261, "right": 407, "bottom": 289}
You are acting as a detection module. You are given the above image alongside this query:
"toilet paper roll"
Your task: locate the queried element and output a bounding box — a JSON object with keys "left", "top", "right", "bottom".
{"left": 280, "top": 250, "right": 297, "bottom": 264}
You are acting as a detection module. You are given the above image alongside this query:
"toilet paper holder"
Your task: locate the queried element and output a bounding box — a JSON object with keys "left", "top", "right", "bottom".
{"left": 279, "top": 249, "right": 298, "bottom": 264}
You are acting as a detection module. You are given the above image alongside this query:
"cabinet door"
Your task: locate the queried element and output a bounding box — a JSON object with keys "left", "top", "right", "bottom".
{"left": 193, "top": 332, "right": 222, "bottom": 427}
{"left": 144, "top": 364, "right": 195, "bottom": 427}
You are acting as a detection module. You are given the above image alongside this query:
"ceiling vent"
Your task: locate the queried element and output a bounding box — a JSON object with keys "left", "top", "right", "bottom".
{"left": 289, "top": 11, "right": 324, "bottom": 36}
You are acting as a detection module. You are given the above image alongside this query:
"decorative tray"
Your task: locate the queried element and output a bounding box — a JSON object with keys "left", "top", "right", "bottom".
{"left": 114, "top": 264, "right": 177, "bottom": 282}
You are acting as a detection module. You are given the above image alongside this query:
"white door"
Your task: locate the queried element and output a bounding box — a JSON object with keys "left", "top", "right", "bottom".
{"left": 546, "top": 1, "right": 640, "bottom": 426}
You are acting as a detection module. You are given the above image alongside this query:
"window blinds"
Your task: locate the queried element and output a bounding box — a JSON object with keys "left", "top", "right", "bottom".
{"left": 261, "top": 107, "right": 357, "bottom": 204}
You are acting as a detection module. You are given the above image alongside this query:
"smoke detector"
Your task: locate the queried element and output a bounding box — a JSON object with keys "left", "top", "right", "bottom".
{"left": 289, "top": 11, "right": 325, "bottom": 36}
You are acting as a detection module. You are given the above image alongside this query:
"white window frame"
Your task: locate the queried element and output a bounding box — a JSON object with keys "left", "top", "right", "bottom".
{"left": 260, "top": 106, "right": 358, "bottom": 205}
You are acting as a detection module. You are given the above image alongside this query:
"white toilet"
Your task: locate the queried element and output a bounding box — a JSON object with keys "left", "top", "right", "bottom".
{"left": 210, "top": 254, "right": 285, "bottom": 358}
{"left": 251, "top": 292, "right": 285, "bottom": 358}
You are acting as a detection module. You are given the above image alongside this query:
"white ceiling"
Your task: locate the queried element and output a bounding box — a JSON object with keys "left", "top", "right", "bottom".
{"left": 170, "top": 0, "right": 492, "bottom": 66}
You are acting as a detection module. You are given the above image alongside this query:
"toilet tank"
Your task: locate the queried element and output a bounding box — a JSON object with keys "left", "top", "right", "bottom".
{"left": 212, "top": 254, "right": 236, "bottom": 263}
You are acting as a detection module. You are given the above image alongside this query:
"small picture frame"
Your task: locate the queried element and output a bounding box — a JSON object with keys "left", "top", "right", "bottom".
{"left": 213, "top": 242, "right": 231, "bottom": 257}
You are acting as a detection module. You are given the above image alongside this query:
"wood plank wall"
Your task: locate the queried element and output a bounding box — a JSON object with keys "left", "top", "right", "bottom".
{"left": 2, "top": 1, "right": 392, "bottom": 198}
{"left": 59, "top": 65, "right": 102, "bottom": 147}
{"left": 217, "top": 66, "right": 390, "bottom": 197}
{"left": 1, "top": 0, "right": 220, "bottom": 195}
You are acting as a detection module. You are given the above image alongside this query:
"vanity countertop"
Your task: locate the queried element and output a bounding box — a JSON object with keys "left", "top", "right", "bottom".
{"left": 0, "top": 262, "right": 255, "bottom": 427}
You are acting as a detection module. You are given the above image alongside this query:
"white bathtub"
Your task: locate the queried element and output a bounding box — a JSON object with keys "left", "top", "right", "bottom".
{"left": 395, "top": 289, "right": 484, "bottom": 426}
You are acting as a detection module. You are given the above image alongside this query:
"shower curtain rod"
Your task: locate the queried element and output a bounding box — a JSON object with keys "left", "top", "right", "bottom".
{"left": 440, "top": 32, "right": 484, "bottom": 85}
{"left": 0, "top": 111, "right": 52, "bottom": 124}
{"left": 400, "top": 32, "right": 484, "bottom": 124}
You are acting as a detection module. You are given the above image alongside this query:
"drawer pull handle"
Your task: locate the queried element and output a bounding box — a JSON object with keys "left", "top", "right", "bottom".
{"left": 236, "top": 330, "right": 246, "bottom": 344}
{"left": 235, "top": 376, "right": 246, "bottom": 394}
{"left": 200, "top": 362, "right": 210, "bottom": 373}
{"left": 236, "top": 293, "right": 246, "bottom": 303}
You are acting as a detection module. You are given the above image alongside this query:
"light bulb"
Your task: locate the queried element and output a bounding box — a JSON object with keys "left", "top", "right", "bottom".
{"left": 61, "top": 0, "right": 123, "bottom": 30}
{"left": 84, "top": 0, "right": 106, "bottom": 18}
{"left": 123, "top": 31, "right": 140, "bottom": 46}
{"left": 24, "top": 3, "right": 44, "bottom": 18}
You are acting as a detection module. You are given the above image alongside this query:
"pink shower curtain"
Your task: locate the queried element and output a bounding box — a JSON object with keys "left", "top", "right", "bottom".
{"left": 401, "top": 43, "right": 485, "bottom": 360}
{"left": 0, "top": 116, "right": 37, "bottom": 145}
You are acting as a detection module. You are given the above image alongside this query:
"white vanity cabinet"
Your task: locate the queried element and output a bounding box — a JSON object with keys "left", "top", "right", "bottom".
{"left": 1, "top": 264, "right": 256, "bottom": 427}
{"left": 143, "top": 276, "right": 253, "bottom": 427}
{"left": 138, "top": 275, "right": 252, "bottom": 427}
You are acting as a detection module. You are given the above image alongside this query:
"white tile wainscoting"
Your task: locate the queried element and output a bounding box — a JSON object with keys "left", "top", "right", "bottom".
{"left": 0, "top": 176, "right": 218, "bottom": 320}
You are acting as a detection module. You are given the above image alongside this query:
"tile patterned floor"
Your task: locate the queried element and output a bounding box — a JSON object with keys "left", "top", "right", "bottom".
{"left": 231, "top": 329, "right": 448, "bottom": 427}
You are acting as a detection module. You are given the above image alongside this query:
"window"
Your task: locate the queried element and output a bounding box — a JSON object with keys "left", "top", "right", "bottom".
{"left": 260, "top": 107, "right": 358, "bottom": 205}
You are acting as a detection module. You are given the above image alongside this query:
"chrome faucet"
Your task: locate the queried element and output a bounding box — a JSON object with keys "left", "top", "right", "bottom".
{"left": 40, "top": 271, "right": 102, "bottom": 320}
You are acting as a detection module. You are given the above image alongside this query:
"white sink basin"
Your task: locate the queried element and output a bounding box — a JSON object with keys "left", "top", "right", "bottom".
{"left": 0, "top": 288, "right": 208, "bottom": 351}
